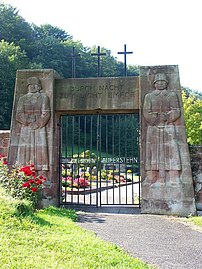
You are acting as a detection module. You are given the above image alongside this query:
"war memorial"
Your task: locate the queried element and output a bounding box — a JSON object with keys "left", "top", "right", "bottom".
{"left": 7, "top": 65, "right": 198, "bottom": 216}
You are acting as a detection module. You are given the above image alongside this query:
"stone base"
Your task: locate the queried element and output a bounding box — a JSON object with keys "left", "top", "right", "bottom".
{"left": 141, "top": 199, "right": 196, "bottom": 216}
{"left": 141, "top": 182, "right": 196, "bottom": 216}
{"left": 38, "top": 198, "right": 59, "bottom": 209}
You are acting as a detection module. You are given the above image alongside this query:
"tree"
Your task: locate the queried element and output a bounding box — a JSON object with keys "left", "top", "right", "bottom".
{"left": 182, "top": 86, "right": 202, "bottom": 100}
{"left": 182, "top": 91, "right": 202, "bottom": 145}
{"left": 0, "top": 40, "right": 31, "bottom": 129}
{"left": 33, "top": 24, "right": 72, "bottom": 42}
{"left": 29, "top": 24, "right": 73, "bottom": 77}
{"left": 0, "top": 3, "right": 35, "bottom": 58}
{"left": 62, "top": 41, "right": 97, "bottom": 78}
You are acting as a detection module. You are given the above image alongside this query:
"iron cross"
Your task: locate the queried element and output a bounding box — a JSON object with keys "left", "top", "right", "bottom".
{"left": 71, "top": 47, "right": 80, "bottom": 78}
{"left": 117, "top": 44, "right": 133, "bottom": 76}
{"left": 91, "top": 46, "right": 106, "bottom": 77}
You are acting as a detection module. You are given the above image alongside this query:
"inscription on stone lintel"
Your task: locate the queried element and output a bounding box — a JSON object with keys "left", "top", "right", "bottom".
{"left": 55, "top": 77, "right": 139, "bottom": 110}
{"left": 57, "top": 84, "right": 135, "bottom": 99}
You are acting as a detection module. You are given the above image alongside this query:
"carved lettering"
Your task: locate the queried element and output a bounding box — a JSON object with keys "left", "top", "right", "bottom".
{"left": 57, "top": 83, "right": 133, "bottom": 99}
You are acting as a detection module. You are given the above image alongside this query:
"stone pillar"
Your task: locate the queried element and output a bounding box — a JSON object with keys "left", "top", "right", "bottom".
{"left": 0, "top": 130, "right": 10, "bottom": 156}
{"left": 189, "top": 146, "right": 202, "bottom": 211}
{"left": 8, "top": 69, "right": 61, "bottom": 207}
{"left": 140, "top": 65, "right": 196, "bottom": 216}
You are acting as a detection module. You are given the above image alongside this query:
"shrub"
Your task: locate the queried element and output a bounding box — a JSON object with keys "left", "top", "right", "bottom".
{"left": 0, "top": 155, "right": 46, "bottom": 209}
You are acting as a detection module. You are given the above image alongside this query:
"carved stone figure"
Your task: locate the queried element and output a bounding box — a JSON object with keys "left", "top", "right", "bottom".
{"left": 16, "top": 77, "right": 50, "bottom": 171}
{"left": 143, "top": 73, "right": 181, "bottom": 184}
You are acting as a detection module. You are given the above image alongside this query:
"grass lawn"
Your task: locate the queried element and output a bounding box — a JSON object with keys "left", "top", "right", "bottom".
{"left": 188, "top": 215, "right": 202, "bottom": 227}
{"left": 0, "top": 188, "right": 154, "bottom": 269}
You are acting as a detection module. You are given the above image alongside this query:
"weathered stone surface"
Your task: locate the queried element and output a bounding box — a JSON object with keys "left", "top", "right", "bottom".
{"left": 55, "top": 77, "right": 139, "bottom": 112}
{"left": 15, "top": 76, "right": 50, "bottom": 170}
{"left": 7, "top": 66, "right": 196, "bottom": 214}
{"left": 0, "top": 131, "right": 10, "bottom": 156}
{"left": 140, "top": 65, "right": 196, "bottom": 216}
{"left": 189, "top": 146, "right": 202, "bottom": 211}
{"left": 8, "top": 69, "right": 61, "bottom": 207}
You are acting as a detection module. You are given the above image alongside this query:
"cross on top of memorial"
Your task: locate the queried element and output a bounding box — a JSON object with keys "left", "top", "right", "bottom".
{"left": 91, "top": 46, "right": 107, "bottom": 77}
{"left": 71, "top": 47, "right": 80, "bottom": 78}
{"left": 117, "top": 44, "right": 133, "bottom": 77}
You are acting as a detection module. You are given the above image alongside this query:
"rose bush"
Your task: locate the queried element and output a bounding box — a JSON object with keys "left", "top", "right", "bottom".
{"left": 0, "top": 154, "right": 46, "bottom": 208}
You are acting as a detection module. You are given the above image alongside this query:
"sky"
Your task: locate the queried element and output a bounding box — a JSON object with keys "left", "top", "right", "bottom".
{"left": 2, "top": 0, "right": 202, "bottom": 92}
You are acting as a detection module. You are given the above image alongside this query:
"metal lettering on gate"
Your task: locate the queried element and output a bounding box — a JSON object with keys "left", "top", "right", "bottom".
{"left": 59, "top": 114, "right": 140, "bottom": 207}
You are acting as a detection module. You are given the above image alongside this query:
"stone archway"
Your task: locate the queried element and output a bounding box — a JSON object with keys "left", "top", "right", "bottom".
{"left": 8, "top": 65, "right": 196, "bottom": 216}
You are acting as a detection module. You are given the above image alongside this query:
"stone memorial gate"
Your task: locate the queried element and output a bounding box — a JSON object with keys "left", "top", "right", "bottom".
{"left": 8, "top": 65, "right": 196, "bottom": 216}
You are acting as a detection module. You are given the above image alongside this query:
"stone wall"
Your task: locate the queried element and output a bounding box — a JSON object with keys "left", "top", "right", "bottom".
{"left": 0, "top": 130, "right": 10, "bottom": 156}
{"left": 189, "top": 145, "right": 202, "bottom": 211}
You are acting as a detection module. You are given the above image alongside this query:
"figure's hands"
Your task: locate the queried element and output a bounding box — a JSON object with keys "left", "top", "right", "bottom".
{"left": 159, "top": 113, "right": 167, "bottom": 124}
{"left": 29, "top": 121, "right": 40, "bottom": 130}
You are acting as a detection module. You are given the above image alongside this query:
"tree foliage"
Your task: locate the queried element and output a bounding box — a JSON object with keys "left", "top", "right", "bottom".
{"left": 182, "top": 91, "right": 202, "bottom": 145}
{"left": 0, "top": 3, "right": 35, "bottom": 58}
{"left": 0, "top": 40, "right": 31, "bottom": 129}
{"left": 33, "top": 24, "right": 72, "bottom": 41}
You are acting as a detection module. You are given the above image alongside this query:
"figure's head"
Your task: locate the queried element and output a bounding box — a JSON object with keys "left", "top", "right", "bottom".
{"left": 27, "top": 77, "right": 41, "bottom": 93}
{"left": 153, "top": 73, "right": 168, "bottom": 90}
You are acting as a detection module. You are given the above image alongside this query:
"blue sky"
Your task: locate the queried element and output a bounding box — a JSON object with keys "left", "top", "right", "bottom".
{"left": 2, "top": 0, "right": 202, "bottom": 92}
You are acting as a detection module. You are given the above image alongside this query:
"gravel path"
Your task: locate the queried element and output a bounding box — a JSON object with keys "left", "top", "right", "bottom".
{"left": 76, "top": 209, "right": 202, "bottom": 269}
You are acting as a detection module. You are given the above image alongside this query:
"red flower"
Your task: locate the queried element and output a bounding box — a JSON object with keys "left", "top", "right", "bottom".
{"left": 22, "top": 182, "right": 30, "bottom": 188}
{"left": 31, "top": 187, "right": 38, "bottom": 192}
{"left": 19, "top": 166, "right": 36, "bottom": 177}
{"left": 39, "top": 175, "right": 46, "bottom": 181}
{"left": 28, "top": 179, "right": 35, "bottom": 184}
{"left": 73, "top": 177, "right": 89, "bottom": 188}
{"left": 3, "top": 161, "right": 7, "bottom": 165}
{"left": 35, "top": 179, "right": 43, "bottom": 185}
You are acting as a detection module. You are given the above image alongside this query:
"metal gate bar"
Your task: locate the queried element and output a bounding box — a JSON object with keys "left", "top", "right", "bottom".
{"left": 59, "top": 114, "right": 140, "bottom": 207}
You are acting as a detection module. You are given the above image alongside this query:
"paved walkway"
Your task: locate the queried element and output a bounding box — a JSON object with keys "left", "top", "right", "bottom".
{"left": 74, "top": 207, "right": 202, "bottom": 269}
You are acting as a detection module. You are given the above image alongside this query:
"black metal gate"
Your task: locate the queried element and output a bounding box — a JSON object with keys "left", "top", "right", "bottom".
{"left": 59, "top": 113, "right": 140, "bottom": 207}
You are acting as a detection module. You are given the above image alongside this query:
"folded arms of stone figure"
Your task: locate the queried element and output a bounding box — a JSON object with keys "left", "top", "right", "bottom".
{"left": 16, "top": 94, "right": 50, "bottom": 129}
{"left": 143, "top": 91, "right": 181, "bottom": 125}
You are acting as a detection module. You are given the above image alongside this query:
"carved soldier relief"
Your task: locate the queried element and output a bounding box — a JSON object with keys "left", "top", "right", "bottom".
{"left": 140, "top": 66, "right": 196, "bottom": 216}
{"left": 16, "top": 77, "right": 50, "bottom": 171}
{"left": 143, "top": 73, "right": 181, "bottom": 185}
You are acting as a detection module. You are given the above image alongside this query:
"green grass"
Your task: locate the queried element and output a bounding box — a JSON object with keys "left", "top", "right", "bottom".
{"left": 0, "top": 187, "right": 154, "bottom": 269}
{"left": 188, "top": 215, "right": 202, "bottom": 227}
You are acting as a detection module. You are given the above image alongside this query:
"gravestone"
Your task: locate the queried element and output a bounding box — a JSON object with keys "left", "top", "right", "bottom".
{"left": 8, "top": 66, "right": 196, "bottom": 216}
